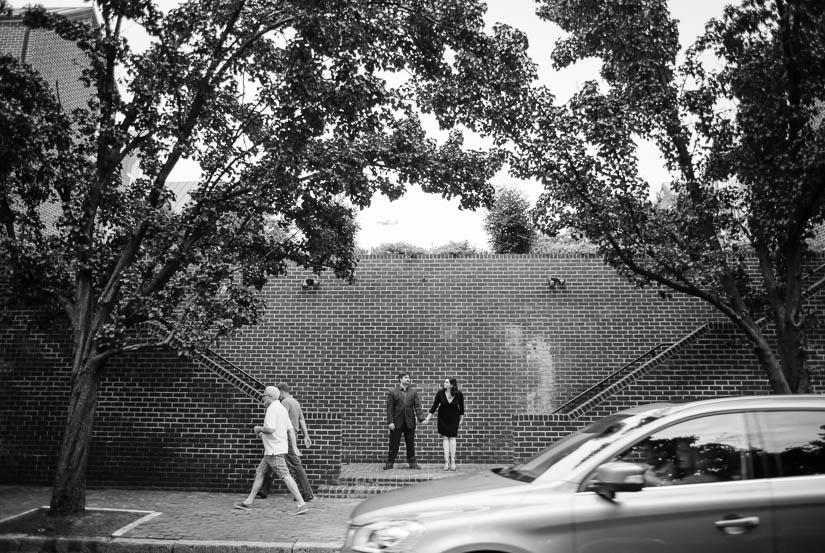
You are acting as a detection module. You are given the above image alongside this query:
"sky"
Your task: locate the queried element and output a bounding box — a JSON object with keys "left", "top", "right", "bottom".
{"left": 355, "top": 0, "right": 730, "bottom": 251}
{"left": 18, "top": 0, "right": 730, "bottom": 251}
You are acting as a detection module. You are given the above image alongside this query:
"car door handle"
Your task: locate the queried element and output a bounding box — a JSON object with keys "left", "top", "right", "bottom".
{"left": 715, "top": 516, "right": 760, "bottom": 528}
{"left": 715, "top": 516, "right": 760, "bottom": 534}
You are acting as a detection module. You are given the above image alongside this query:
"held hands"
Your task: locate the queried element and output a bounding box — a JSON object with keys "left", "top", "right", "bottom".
{"left": 253, "top": 425, "right": 264, "bottom": 436}
{"left": 423, "top": 414, "right": 432, "bottom": 424}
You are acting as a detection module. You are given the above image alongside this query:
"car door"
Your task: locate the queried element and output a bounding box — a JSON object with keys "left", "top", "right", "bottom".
{"left": 752, "top": 409, "right": 825, "bottom": 553}
{"left": 572, "top": 412, "right": 774, "bottom": 553}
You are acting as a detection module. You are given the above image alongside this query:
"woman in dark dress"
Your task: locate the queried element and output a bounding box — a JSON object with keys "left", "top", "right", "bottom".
{"left": 424, "top": 377, "right": 465, "bottom": 471}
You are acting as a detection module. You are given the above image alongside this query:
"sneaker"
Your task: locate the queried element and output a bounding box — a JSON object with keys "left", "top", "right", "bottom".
{"left": 256, "top": 491, "right": 267, "bottom": 499}
{"left": 450, "top": 464, "right": 457, "bottom": 471}
{"left": 304, "top": 496, "right": 315, "bottom": 502}
{"left": 234, "top": 502, "right": 252, "bottom": 510}
{"left": 383, "top": 463, "right": 393, "bottom": 470}
{"left": 442, "top": 464, "right": 450, "bottom": 471}
{"left": 288, "top": 504, "right": 309, "bottom": 516}
{"left": 409, "top": 462, "right": 422, "bottom": 469}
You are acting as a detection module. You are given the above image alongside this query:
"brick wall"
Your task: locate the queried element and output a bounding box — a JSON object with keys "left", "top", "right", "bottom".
{"left": 1, "top": 254, "right": 820, "bottom": 491}
{"left": 0, "top": 312, "right": 341, "bottom": 492}
{"left": 512, "top": 320, "right": 825, "bottom": 462}
{"left": 214, "top": 255, "right": 720, "bottom": 466}
{"left": 810, "top": 224, "right": 825, "bottom": 251}
{"left": 0, "top": 9, "right": 95, "bottom": 113}
{"left": 0, "top": 9, "right": 97, "bottom": 228}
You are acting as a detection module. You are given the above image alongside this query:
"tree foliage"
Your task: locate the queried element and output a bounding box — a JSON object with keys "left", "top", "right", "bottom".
{"left": 429, "top": 240, "right": 483, "bottom": 255}
{"left": 369, "top": 241, "right": 429, "bottom": 256}
{"left": 368, "top": 240, "right": 483, "bottom": 256}
{"left": 0, "top": 0, "right": 536, "bottom": 514}
{"left": 514, "top": 0, "right": 825, "bottom": 394}
{"left": 484, "top": 186, "right": 535, "bottom": 253}
{"left": 532, "top": 232, "right": 596, "bottom": 254}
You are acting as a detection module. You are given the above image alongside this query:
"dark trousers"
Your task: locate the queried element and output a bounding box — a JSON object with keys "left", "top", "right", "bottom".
{"left": 285, "top": 445, "right": 313, "bottom": 500}
{"left": 387, "top": 424, "right": 416, "bottom": 464}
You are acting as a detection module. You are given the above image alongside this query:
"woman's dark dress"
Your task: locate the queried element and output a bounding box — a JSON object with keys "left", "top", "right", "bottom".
{"left": 429, "top": 389, "right": 465, "bottom": 437}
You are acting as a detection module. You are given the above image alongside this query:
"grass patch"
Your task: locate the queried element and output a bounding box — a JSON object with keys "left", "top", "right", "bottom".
{"left": 0, "top": 507, "right": 147, "bottom": 537}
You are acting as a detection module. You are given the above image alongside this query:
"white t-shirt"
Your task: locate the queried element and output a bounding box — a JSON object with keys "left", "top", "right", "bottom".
{"left": 261, "top": 400, "right": 293, "bottom": 455}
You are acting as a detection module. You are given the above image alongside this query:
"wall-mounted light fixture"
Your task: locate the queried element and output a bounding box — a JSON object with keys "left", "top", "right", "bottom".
{"left": 302, "top": 277, "right": 320, "bottom": 290}
{"left": 547, "top": 276, "right": 566, "bottom": 289}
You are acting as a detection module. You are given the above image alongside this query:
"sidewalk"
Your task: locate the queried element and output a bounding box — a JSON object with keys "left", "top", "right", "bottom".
{"left": 0, "top": 463, "right": 501, "bottom": 551}
{"left": 0, "top": 462, "right": 503, "bottom": 552}
{"left": 0, "top": 484, "right": 359, "bottom": 552}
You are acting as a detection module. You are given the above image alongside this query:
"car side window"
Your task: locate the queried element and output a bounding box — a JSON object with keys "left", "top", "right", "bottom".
{"left": 614, "top": 413, "right": 749, "bottom": 487}
{"left": 755, "top": 410, "right": 825, "bottom": 478}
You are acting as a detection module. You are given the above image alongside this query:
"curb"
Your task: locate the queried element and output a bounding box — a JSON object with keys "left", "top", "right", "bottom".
{"left": 0, "top": 535, "right": 344, "bottom": 553}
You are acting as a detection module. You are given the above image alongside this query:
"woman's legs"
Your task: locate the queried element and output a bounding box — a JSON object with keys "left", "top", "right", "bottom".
{"left": 442, "top": 436, "right": 450, "bottom": 469}
{"left": 449, "top": 437, "right": 457, "bottom": 469}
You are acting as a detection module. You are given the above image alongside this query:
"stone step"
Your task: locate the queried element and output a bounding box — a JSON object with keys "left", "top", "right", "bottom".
{"left": 316, "top": 462, "right": 503, "bottom": 499}
{"left": 317, "top": 483, "right": 405, "bottom": 499}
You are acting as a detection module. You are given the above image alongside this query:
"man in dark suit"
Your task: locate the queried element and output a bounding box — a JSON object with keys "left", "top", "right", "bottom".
{"left": 385, "top": 371, "right": 426, "bottom": 470}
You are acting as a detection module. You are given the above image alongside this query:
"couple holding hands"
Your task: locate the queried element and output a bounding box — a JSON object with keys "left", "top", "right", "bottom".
{"left": 385, "top": 372, "right": 465, "bottom": 471}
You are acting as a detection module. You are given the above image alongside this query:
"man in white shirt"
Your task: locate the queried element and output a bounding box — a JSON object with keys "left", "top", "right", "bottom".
{"left": 234, "top": 385, "right": 309, "bottom": 515}
{"left": 277, "top": 381, "right": 314, "bottom": 502}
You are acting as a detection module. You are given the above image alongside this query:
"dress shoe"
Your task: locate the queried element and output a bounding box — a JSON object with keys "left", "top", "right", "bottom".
{"left": 383, "top": 462, "right": 393, "bottom": 470}
{"left": 408, "top": 462, "right": 422, "bottom": 469}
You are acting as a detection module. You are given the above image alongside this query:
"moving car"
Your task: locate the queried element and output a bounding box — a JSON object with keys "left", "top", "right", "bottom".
{"left": 344, "top": 395, "right": 825, "bottom": 553}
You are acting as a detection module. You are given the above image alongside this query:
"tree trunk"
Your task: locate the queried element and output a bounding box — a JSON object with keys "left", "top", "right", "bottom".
{"left": 775, "top": 318, "right": 812, "bottom": 394}
{"left": 750, "top": 315, "right": 812, "bottom": 394}
{"left": 49, "top": 356, "right": 103, "bottom": 515}
{"left": 751, "top": 331, "right": 792, "bottom": 394}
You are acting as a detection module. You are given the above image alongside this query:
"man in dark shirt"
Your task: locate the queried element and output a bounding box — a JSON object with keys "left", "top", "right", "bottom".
{"left": 278, "top": 381, "right": 315, "bottom": 502}
{"left": 385, "top": 371, "right": 426, "bottom": 470}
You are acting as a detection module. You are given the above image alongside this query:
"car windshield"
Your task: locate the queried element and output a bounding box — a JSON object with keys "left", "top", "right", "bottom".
{"left": 497, "top": 410, "right": 665, "bottom": 483}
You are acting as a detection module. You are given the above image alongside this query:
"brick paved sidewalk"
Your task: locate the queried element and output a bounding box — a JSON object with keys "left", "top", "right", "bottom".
{"left": 0, "top": 463, "right": 502, "bottom": 551}
{"left": 0, "top": 484, "right": 359, "bottom": 551}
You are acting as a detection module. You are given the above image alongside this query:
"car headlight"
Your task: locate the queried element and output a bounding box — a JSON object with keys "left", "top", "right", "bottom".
{"left": 347, "top": 520, "right": 425, "bottom": 552}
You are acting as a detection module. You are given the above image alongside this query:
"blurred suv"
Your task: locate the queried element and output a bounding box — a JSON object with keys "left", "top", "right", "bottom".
{"left": 344, "top": 395, "right": 825, "bottom": 553}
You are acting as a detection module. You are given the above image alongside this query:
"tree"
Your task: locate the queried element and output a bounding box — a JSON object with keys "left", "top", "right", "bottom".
{"left": 429, "top": 240, "right": 484, "bottom": 255}
{"left": 368, "top": 240, "right": 483, "bottom": 255}
{"left": 513, "top": 0, "right": 825, "bottom": 393}
{"left": 0, "top": 0, "right": 535, "bottom": 514}
{"left": 484, "top": 186, "right": 535, "bottom": 253}
{"left": 370, "top": 242, "right": 429, "bottom": 256}
{"left": 532, "top": 231, "right": 596, "bottom": 254}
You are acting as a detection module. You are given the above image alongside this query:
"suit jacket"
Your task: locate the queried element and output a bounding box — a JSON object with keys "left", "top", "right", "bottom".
{"left": 386, "top": 385, "right": 425, "bottom": 429}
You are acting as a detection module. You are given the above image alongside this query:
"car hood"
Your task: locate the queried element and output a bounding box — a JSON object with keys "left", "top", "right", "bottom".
{"left": 348, "top": 468, "right": 527, "bottom": 525}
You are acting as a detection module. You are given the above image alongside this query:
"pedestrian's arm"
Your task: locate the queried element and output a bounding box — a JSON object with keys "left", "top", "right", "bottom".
{"left": 287, "top": 426, "right": 301, "bottom": 456}
{"left": 295, "top": 406, "right": 312, "bottom": 447}
{"left": 299, "top": 418, "right": 312, "bottom": 448}
{"left": 254, "top": 425, "right": 275, "bottom": 435}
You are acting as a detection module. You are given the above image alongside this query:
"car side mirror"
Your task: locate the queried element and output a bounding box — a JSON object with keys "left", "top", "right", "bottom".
{"left": 587, "top": 461, "right": 646, "bottom": 502}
